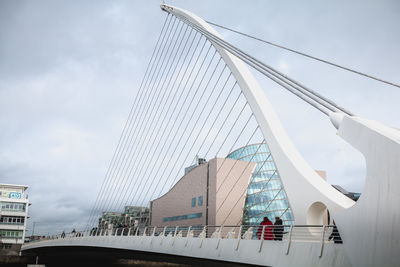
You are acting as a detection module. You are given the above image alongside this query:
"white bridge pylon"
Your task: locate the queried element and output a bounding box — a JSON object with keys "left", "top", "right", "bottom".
{"left": 160, "top": 4, "right": 354, "bottom": 224}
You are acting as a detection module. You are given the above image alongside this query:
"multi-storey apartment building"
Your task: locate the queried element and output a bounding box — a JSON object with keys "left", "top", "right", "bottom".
{"left": 0, "top": 184, "right": 29, "bottom": 253}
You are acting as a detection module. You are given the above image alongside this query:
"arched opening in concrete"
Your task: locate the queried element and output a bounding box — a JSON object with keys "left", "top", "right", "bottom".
{"left": 307, "top": 201, "right": 329, "bottom": 225}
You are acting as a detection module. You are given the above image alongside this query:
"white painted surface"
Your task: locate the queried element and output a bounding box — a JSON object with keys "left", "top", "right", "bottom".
{"left": 22, "top": 235, "right": 352, "bottom": 267}
{"left": 335, "top": 115, "right": 400, "bottom": 267}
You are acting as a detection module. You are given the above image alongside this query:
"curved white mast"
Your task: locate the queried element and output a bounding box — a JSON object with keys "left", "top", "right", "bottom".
{"left": 161, "top": 4, "right": 354, "bottom": 225}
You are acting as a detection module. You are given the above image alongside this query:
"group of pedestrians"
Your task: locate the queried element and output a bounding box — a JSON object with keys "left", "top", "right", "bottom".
{"left": 257, "top": 217, "right": 343, "bottom": 243}
{"left": 257, "top": 216, "right": 284, "bottom": 241}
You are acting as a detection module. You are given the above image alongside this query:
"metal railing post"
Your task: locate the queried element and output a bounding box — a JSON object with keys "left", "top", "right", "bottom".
{"left": 185, "top": 226, "right": 192, "bottom": 247}
{"left": 236, "top": 225, "right": 242, "bottom": 251}
{"left": 200, "top": 226, "right": 207, "bottom": 248}
{"left": 141, "top": 227, "right": 147, "bottom": 244}
{"left": 160, "top": 226, "right": 167, "bottom": 245}
{"left": 259, "top": 225, "right": 266, "bottom": 252}
{"left": 286, "top": 225, "right": 293, "bottom": 255}
{"left": 143, "top": 227, "right": 147, "bottom": 236}
{"left": 172, "top": 226, "right": 179, "bottom": 246}
{"left": 319, "top": 225, "right": 326, "bottom": 258}
{"left": 151, "top": 226, "right": 157, "bottom": 244}
{"left": 216, "top": 226, "right": 223, "bottom": 249}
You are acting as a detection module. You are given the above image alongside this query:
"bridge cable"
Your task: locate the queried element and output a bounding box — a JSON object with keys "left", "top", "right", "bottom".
{"left": 118, "top": 33, "right": 206, "bottom": 212}
{"left": 220, "top": 142, "right": 272, "bottom": 225}
{"left": 115, "top": 26, "right": 200, "bottom": 212}
{"left": 114, "top": 26, "right": 197, "bottom": 212}
{"left": 121, "top": 37, "right": 212, "bottom": 208}
{"left": 207, "top": 20, "right": 400, "bottom": 90}
{"left": 143, "top": 67, "right": 233, "bottom": 204}
{"left": 182, "top": 18, "right": 351, "bottom": 115}
{"left": 97, "top": 18, "right": 185, "bottom": 215}
{"left": 165, "top": 80, "right": 239, "bottom": 191}
{"left": 89, "top": 16, "right": 181, "bottom": 226}
{"left": 109, "top": 23, "right": 193, "bottom": 212}
{"left": 178, "top": 17, "right": 354, "bottom": 116}
{"left": 221, "top": 154, "right": 272, "bottom": 225}
{"left": 131, "top": 49, "right": 220, "bottom": 205}
{"left": 164, "top": 15, "right": 298, "bottom": 228}
{"left": 122, "top": 41, "right": 214, "bottom": 208}
{"left": 86, "top": 14, "right": 172, "bottom": 228}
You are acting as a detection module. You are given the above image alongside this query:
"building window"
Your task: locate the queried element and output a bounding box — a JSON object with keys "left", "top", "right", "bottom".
{"left": 163, "top": 212, "right": 202, "bottom": 222}
{"left": 0, "top": 202, "right": 26, "bottom": 212}
{"left": 0, "top": 230, "right": 23, "bottom": 239}
{"left": 191, "top": 197, "right": 196, "bottom": 207}
{"left": 198, "top": 196, "right": 203, "bottom": 206}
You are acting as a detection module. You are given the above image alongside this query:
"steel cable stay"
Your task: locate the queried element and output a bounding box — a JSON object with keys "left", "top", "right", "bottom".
{"left": 117, "top": 35, "right": 208, "bottom": 212}
{"left": 214, "top": 131, "right": 264, "bottom": 206}
{"left": 178, "top": 16, "right": 354, "bottom": 116}
{"left": 140, "top": 63, "right": 229, "bottom": 202}
{"left": 141, "top": 68, "right": 233, "bottom": 205}
{"left": 181, "top": 18, "right": 349, "bottom": 115}
{"left": 121, "top": 44, "right": 215, "bottom": 208}
{"left": 150, "top": 89, "right": 246, "bottom": 203}
{"left": 86, "top": 14, "right": 172, "bottom": 227}
{"left": 114, "top": 28, "right": 202, "bottom": 211}
{"left": 221, "top": 151, "right": 271, "bottom": 225}
{"left": 129, "top": 51, "right": 221, "bottom": 205}
{"left": 136, "top": 64, "right": 231, "bottom": 206}
{"left": 201, "top": 100, "right": 247, "bottom": 160}
{"left": 89, "top": 16, "right": 180, "bottom": 223}
{"left": 90, "top": 16, "right": 184, "bottom": 226}
{"left": 114, "top": 28, "right": 200, "bottom": 213}
{"left": 142, "top": 90, "right": 248, "bottom": 224}
{"left": 222, "top": 162, "right": 291, "bottom": 227}
{"left": 108, "top": 23, "right": 194, "bottom": 212}
{"left": 99, "top": 18, "right": 185, "bottom": 214}
{"left": 163, "top": 78, "right": 237, "bottom": 194}
{"left": 118, "top": 39, "right": 210, "bottom": 208}
{"left": 212, "top": 113, "right": 255, "bottom": 177}
{"left": 184, "top": 88, "right": 242, "bottom": 168}
{"left": 206, "top": 20, "right": 400, "bottom": 90}
{"left": 91, "top": 17, "right": 184, "bottom": 222}
{"left": 86, "top": 14, "right": 172, "bottom": 228}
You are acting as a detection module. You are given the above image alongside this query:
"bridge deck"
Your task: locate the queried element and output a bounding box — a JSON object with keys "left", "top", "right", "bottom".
{"left": 23, "top": 235, "right": 351, "bottom": 267}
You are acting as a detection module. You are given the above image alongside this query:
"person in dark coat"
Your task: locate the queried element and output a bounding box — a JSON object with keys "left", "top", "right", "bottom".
{"left": 257, "top": 217, "right": 274, "bottom": 240}
{"left": 328, "top": 221, "right": 343, "bottom": 244}
{"left": 273, "top": 216, "right": 284, "bottom": 241}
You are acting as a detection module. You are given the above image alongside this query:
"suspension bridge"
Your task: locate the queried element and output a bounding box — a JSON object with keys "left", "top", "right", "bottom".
{"left": 22, "top": 4, "right": 400, "bottom": 267}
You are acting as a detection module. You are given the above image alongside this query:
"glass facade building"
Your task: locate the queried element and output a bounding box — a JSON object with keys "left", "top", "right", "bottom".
{"left": 227, "top": 144, "right": 294, "bottom": 225}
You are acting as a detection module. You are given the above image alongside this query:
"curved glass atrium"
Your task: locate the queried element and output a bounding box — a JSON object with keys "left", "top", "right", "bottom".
{"left": 227, "top": 143, "right": 295, "bottom": 225}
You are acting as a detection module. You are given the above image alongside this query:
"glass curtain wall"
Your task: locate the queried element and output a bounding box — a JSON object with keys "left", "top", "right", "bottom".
{"left": 227, "top": 143, "right": 295, "bottom": 225}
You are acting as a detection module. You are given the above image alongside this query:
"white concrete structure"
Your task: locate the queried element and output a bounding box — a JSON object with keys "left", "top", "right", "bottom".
{"left": 22, "top": 229, "right": 352, "bottom": 267}
{"left": 0, "top": 183, "right": 29, "bottom": 247}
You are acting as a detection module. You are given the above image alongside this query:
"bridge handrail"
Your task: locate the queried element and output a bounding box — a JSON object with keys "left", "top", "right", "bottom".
{"left": 30, "top": 224, "right": 342, "bottom": 247}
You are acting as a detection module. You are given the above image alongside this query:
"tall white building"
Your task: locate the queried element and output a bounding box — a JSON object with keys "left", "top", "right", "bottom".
{"left": 0, "top": 184, "right": 29, "bottom": 252}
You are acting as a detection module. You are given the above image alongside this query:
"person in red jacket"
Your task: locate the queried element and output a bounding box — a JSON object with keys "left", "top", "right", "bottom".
{"left": 257, "top": 217, "right": 274, "bottom": 240}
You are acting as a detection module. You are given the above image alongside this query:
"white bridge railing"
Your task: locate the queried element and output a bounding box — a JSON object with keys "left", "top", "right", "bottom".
{"left": 30, "top": 224, "right": 342, "bottom": 256}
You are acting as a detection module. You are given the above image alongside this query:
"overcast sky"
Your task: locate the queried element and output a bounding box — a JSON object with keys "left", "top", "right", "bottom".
{"left": 1, "top": 0, "right": 399, "bottom": 235}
